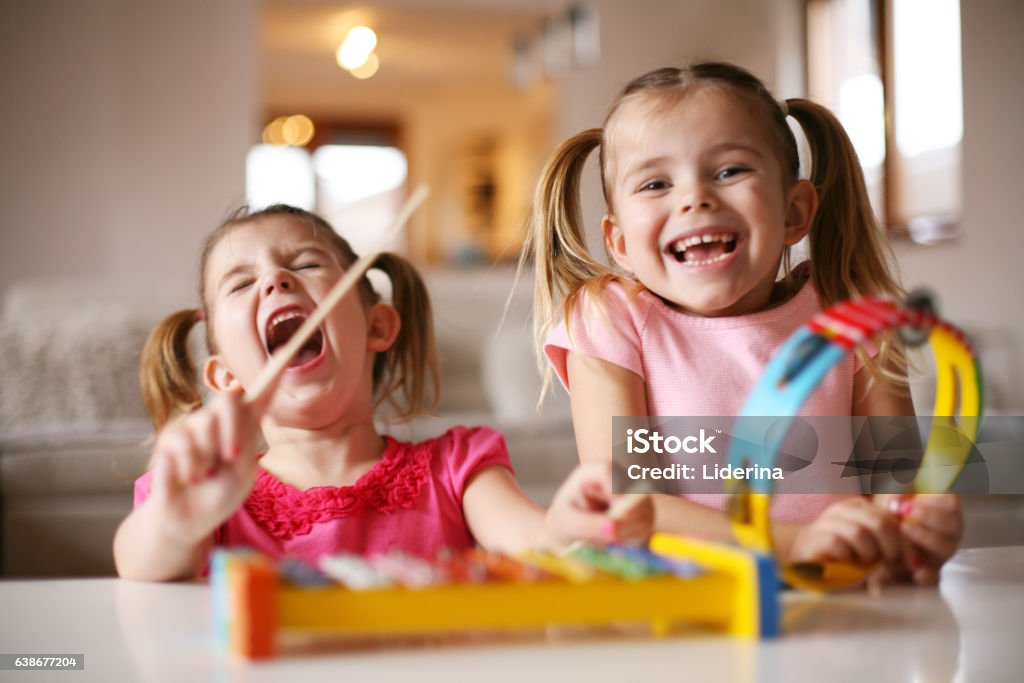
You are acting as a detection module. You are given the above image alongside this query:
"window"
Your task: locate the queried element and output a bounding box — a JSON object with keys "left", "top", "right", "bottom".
{"left": 245, "top": 121, "right": 408, "bottom": 255}
{"left": 806, "top": 0, "right": 962, "bottom": 243}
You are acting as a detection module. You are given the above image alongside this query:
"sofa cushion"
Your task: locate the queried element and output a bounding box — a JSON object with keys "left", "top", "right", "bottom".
{"left": 0, "top": 297, "right": 154, "bottom": 441}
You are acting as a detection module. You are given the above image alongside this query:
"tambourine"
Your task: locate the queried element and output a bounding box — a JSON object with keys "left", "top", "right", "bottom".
{"left": 725, "top": 292, "right": 983, "bottom": 591}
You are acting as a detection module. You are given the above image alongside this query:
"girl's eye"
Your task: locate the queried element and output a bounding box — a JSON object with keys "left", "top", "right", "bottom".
{"left": 716, "top": 166, "right": 750, "bottom": 181}
{"left": 294, "top": 263, "right": 321, "bottom": 271}
{"left": 229, "top": 279, "right": 254, "bottom": 294}
{"left": 638, "top": 179, "right": 671, "bottom": 192}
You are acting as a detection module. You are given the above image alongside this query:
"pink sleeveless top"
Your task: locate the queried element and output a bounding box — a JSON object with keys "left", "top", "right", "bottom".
{"left": 134, "top": 426, "right": 513, "bottom": 568}
{"left": 545, "top": 278, "right": 863, "bottom": 523}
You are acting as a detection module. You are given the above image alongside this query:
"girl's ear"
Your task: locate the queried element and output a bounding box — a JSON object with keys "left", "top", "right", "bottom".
{"left": 203, "top": 355, "right": 241, "bottom": 394}
{"left": 366, "top": 303, "right": 401, "bottom": 353}
{"left": 783, "top": 179, "right": 819, "bottom": 246}
{"left": 602, "top": 215, "right": 634, "bottom": 272}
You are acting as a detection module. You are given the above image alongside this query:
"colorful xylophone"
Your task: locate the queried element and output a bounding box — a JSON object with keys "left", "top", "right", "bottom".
{"left": 212, "top": 533, "right": 779, "bottom": 659}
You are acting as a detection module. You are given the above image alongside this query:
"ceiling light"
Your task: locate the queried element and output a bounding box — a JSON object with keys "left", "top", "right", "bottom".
{"left": 262, "top": 114, "right": 315, "bottom": 147}
{"left": 336, "top": 26, "right": 377, "bottom": 70}
{"left": 281, "top": 114, "right": 315, "bottom": 146}
{"left": 349, "top": 52, "right": 380, "bottom": 80}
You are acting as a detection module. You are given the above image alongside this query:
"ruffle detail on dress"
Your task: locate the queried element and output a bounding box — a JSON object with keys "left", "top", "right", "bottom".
{"left": 243, "top": 437, "right": 433, "bottom": 540}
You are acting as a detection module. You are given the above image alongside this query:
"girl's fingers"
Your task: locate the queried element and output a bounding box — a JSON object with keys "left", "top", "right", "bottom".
{"left": 550, "top": 463, "right": 656, "bottom": 546}
{"left": 905, "top": 495, "right": 964, "bottom": 537}
{"left": 899, "top": 495, "right": 963, "bottom": 570}
{"left": 831, "top": 500, "right": 902, "bottom": 564}
{"left": 214, "top": 390, "right": 247, "bottom": 465}
{"left": 559, "top": 504, "right": 615, "bottom": 546}
{"left": 611, "top": 501, "right": 654, "bottom": 543}
{"left": 156, "top": 426, "right": 200, "bottom": 486}
{"left": 874, "top": 493, "right": 903, "bottom": 514}
{"left": 580, "top": 483, "right": 612, "bottom": 511}
{"left": 190, "top": 410, "right": 221, "bottom": 481}
{"left": 901, "top": 519, "right": 960, "bottom": 563}
{"left": 812, "top": 534, "right": 855, "bottom": 563}
{"left": 814, "top": 514, "right": 881, "bottom": 565}
{"left": 155, "top": 409, "right": 227, "bottom": 486}
{"left": 910, "top": 493, "right": 960, "bottom": 512}
{"left": 911, "top": 563, "right": 941, "bottom": 587}
{"left": 792, "top": 525, "right": 854, "bottom": 563}
{"left": 542, "top": 465, "right": 613, "bottom": 547}
{"left": 569, "top": 464, "right": 613, "bottom": 511}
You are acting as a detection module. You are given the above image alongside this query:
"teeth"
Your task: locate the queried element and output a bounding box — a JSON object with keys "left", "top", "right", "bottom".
{"left": 671, "top": 233, "right": 734, "bottom": 252}
{"left": 666, "top": 233, "right": 736, "bottom": 266}
{"left": 268, "top": 310, "right": 306, "bottom": 330}
{"left": 265, "top": 310, "right": 309, "bottom": 346}
{"left": 681, "top": 251, "right": 732, "bottom": 267}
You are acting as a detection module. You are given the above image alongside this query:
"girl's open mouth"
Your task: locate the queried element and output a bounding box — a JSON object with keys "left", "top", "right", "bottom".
{"left": 666, "top": 233, "right": 738, "bottom": 266}
{"left": 264, "top": 309, "right": 325, "bottom": 369}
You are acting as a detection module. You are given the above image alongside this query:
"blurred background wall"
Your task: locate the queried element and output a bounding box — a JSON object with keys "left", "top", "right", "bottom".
{"left": 0, "top": 0, "right": 256, "bottom": 305}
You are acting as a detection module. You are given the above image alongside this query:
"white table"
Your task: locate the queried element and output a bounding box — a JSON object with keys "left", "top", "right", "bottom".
{"left": 1, "top": 546, "right": 1022, "bottom": 682}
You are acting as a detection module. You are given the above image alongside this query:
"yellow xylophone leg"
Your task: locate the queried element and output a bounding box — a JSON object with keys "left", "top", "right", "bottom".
{"left": 650, "top": 618, "right": 672, "bottom": 638}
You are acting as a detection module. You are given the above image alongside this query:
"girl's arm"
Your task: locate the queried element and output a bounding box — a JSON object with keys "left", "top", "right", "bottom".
{"left": 852, "top": 361, "right": 916, "bottom": 417}
{"left": 113, "top": 493, "right": 214, "bottom": 581}
{"left": 462, "top": 463, "right": 653, "bottom": 553}
{"left": 460, "top": 467, "right": 546, "bottom": 553}
{"left": 565, "top": 350, "right": 647, "bottom": 464}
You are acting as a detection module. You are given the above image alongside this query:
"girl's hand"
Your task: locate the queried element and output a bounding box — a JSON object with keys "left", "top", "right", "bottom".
{"left": 147, "top": 388, "right": 266, "bottom": 544}
{"left": 542, "top": 463, "right": 654, "bottom": 548}
{"left": 606, "top": 489, "right": 656, "bottom": 545}
{"left": 883, "top": 494, "right": 963, "bottom": 586}
{"left": 787, "top": 496, "right": 902, "bottom": 567}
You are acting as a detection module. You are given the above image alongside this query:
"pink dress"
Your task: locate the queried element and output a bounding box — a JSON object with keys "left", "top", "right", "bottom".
{"left": 545, "top": 278, "right": 863, "bottom": 523}
{"left": 133, "top": 426, "right": 513, "bottom": 568}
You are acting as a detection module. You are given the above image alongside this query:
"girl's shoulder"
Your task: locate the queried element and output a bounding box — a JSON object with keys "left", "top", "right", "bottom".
{"left": 578, "top": 275, "right": 652, "bottom": 306}
{"left": 396, "top": 425, "right": 513, "bottom": 497}
{"left": 429, "top": 424, "right": 508, "bottom": 452}
{"left": 383, "top": 424, "right": 508, "bottom": 458}
{"left": 567, "top": 275, "right": 661, "bottom": 329}
{"left": 419, "top": 424, "right": 511, "bottom": 467}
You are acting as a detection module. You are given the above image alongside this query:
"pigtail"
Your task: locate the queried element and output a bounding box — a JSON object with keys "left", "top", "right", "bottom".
{"left": 518, "top": 128, "right": 615, "bottom": 379}
{"left": 371, "top": 252, "right": 440, "bottom": 421}
{"left": 785, "top": 98, "right": 903, "bottom": 306}
{"left": 139, "top": 308, "right": 204, "bottom": 432}
{"left": 786, "top": 98, "right": 908, "bottom": 388}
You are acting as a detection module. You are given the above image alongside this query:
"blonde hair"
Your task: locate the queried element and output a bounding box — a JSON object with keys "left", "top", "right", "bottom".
{"left": 521, "top": 62, "right": 905, "bottom": 395}
{"left": 139, "top": 205, "right": 439, "bottom": 431}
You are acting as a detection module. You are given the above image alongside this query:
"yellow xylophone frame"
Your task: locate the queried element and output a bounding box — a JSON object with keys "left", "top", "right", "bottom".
{"left": 212, "top": 533, "right": 780, "bottom": 659}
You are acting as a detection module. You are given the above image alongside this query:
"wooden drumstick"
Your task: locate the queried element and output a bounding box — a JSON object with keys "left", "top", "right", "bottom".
{"left": 608, "top": 482, "right": 656, "bottom": 521}
{"left": 608, "top": 492, "right": 651, "bottom": 521}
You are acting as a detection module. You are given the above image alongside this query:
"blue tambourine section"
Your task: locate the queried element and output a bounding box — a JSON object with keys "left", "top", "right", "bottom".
{"left": 727, "top": 327, "right": 847, "bottom": 494}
